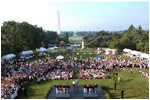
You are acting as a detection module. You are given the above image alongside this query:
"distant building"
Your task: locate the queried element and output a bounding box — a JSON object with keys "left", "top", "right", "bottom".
{"left": 73, "top": 31, "right": 78, "bottom": 37}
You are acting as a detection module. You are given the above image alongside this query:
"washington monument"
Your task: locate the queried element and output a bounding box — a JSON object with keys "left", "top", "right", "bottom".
{"left": 57, "top": 11, "right": 61, "bottom": 34}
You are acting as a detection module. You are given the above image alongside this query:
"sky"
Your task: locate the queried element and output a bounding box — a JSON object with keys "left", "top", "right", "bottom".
{"left": 0, "top": 0, "right": 149, "bottom": 31}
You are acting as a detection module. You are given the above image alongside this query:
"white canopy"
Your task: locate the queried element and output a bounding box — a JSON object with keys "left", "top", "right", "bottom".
{"left": 123, "top": 48, "right": 132, "bottom": 53}
{"left": 22, "top": 50, "right": 33, "bottom": 55}
{"left": 105, "top": 48, "right": 117, "bottom": 55}
{"left": 47, "top": 46, "right": 59, "bottom": 50}
{"left": 56, "top": 55, "right": 64, "bottom": 60}
{"left": 48, "top": 47, "right": 55, "bottom": 50}
{"left": 131, "top": 51, "right": 141, "bottom": 56}
{"left": 2, "top": 54, "right": 16, "bottom": 60}
{"left": 38, "top": 47, "right": 47, "bottom": 52}
{"left": 70, "top": 44, "right": 80, "bottom": 47}
{"left": 141, "top": 53, "right": 149, "bottom": 59}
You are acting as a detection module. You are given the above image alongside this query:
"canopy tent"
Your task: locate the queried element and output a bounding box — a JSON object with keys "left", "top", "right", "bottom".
{"left": 2, "top": 54, "right": 16, "bottom": 60}
{"left": 22, "top": 50, "right": 33, "bottom": 55}
{"left": 47, "top": 46, "right": 59, "bottom": 50}
{"left": 123, "top": 48, "right": 132, "bottom": 53}
{"left": 48, "top": 47, "right": 55, "bottom": 50}
{"left": 131, "top": 51, "right": 141, "bottom": 57}
{"left": 105, "top": 48, "right": 118, "bottom": 55}
{"left": 48, "top": 44, "right": 57, "bottom": 47}
{"left": 56, "top": 55, "right": 64, "bottom": 60}
{"left": 123, "top": 48, "right": 149, "bottom": 59}
{"left": 37, "top": 47, "right": 47, "bottom": 52}
{"left": 141, "top": 53, "right": 149, "bottom": 59}
{"left": 70, "top": 44, "right": 80, "bottom": 47}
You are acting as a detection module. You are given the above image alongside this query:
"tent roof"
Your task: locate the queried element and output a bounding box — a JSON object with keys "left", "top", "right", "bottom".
{"left": 37, "top": 47, "right": 47, "bottom": 52}
{"left": 2, "top": 54, "right": 16, "bottom": 60}
{"left": 131, "top": 51, "right": 141, "bottom": 56}
{"left": 47, "top": 46, "right": 59, "bottom": 50}
{"left": 123, "top": 48, "right": 132, "bottom": 52}
{"left": 70, "top": 44, "right": 80, "bottom": 47}
{"left": 56, "top": 55, "right": 64, "bottom": 60}
{"left": 141, "top": 53, "right": 149, "bottom": 59}
{"left": 22, "top": 50, "right": 33, "bottom": 55}
{"left": 48, "top": 44, "right": 57, "bottom": 47}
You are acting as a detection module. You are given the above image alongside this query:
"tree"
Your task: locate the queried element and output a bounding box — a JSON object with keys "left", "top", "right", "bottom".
{"left": 136, "top": 42, "right": 145, "bottom": 51}
{"left": 108, "top": 24, "right": 149, "bottom": 53}
{"left": 84, "top": 31, "right": 112, "bottom": 47}
{"left": 1, "top": 21, "right": 63, "bottom": 57}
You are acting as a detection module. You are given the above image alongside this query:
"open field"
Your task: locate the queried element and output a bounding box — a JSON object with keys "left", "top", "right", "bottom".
{"left": 69, "top": 36, "right": 83, "bottom": 44}
{"left": 16, "top": 67, "right": 149, "bottom": 99}
{"left": 16, "top": 48, "right": 148, "bottom": 99}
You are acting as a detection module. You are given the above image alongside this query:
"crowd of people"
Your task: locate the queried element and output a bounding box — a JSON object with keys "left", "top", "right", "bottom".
{"left": 79, "top": 69, "right": 107, "bottom": 79}
{"left": 1, "top": 54, "right": 149, "bottom": 99}
{"left": 76, "top": 57, "right": 149, "bottom": 79}
{"left": 84, "top": 84, "right": 98, "bottom": 94}
{"left": 1, "top": 59, "right": 73, "bottom": 99}
{"left": 55, "top": 85, "right": 70, "bottom": 94}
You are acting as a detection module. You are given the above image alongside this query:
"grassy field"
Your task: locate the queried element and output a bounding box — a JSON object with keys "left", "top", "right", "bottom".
{"left": 16, "top": 67, "right": 149, "bottom": 99}
{"left": 16, "top": 48, "right": 148, "bottom": 99}
{"left": 69, "top": 36, "right": 83, "bottom": 44}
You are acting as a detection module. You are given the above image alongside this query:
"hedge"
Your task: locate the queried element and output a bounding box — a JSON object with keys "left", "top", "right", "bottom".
{"left": 41, "top": 86, "right": 52, "bottom": 99}
{"left": 101, "top": 85, "right": 112, "bottom": 99}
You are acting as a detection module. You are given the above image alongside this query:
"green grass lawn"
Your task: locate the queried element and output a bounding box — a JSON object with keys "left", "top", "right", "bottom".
{"left": 69, "top": 36, "right": 83, "bottom": 44}
{"left": 16, "top": 67, "right": 149, "bottom": 99}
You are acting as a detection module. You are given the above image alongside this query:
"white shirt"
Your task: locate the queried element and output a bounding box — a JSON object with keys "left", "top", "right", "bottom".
{"left": 72, "top": 81, "right": 75, "bottom": 85}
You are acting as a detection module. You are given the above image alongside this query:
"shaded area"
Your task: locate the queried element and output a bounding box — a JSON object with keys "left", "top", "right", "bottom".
{"left": 48, "top": 85, "right": 105, "bottom": 99}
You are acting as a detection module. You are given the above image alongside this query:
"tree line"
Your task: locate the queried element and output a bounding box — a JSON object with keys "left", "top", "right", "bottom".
{"left": 1, "top": 21, "right": 69, "bottom": 56}
{"left": 84, "top": 25, "right": 149, "bottom": 53}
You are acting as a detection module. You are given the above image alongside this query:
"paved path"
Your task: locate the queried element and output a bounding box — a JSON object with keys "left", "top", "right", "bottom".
{"left": 48, "top": 85, "right": 105, "bottom": 99}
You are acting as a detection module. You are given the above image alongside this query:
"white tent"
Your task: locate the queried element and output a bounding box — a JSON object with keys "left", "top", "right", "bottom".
{"left": 105, "top": 48, "right": 118, "bottom": 55}
{"left": 56, "top": 55, "right": 64, "bottom": 60}
{"left": 141, "top": 53, "right": 149, "bottom": 59}
{"left": 38, "top": 47, "right": 47, "bottom": 52}
{"left": 123, "top": 48, "right": 132, "bottom": 53}
{"left": 2, "top": 54, "right": 16, "bottom": 60}
{"left": 70, "top": 44, "right": 80, "bottom": 47}
{"left": 47, "top": 46, "right": 59, "bottom": 50}
{"left": 131, "top": 51, "right": 141, "bottom": 57}
{"left": 22, "top": 50, "right": 33, "bottom": 55}
{"left": 47, "top": 47, "right": 55, "bottom": 50}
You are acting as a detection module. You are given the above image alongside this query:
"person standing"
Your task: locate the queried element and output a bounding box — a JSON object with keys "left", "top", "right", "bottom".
{"left": 22, "top": 86, "right": 27, "bottom": 97}
{"left": 72, "top": 80, "right": 75, "bottom": 89}
{"left": 121, "top": 88, "right": 124, "bottom": 98}
{"left": 75, "top": 80, "right": 79, "bottom": 89}
{"left": 131, "top": 69, "right": 133, "bottom": 74}
{"left": 118, "top": 76, "right": 120, "bottom": 82}
{"left": 114, "top": 81, "right": 117, "bottom": 90}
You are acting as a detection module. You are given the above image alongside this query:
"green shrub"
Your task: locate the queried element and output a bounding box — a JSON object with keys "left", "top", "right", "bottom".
{"left": 41, "top": 86, "right": 52, "bottom": 99}
{"left": 101, "top": 85, "right": 112, "bottom": 99}
{"left": 105, "top": 93, "right": 111, "bottom": 99}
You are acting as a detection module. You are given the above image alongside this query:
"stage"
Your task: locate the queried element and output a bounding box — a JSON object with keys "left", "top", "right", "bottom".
{"left": 48, "top": 85, "right": 105, "bottom": 99}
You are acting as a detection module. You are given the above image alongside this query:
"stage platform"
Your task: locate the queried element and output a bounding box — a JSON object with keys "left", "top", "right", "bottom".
{"left": 48, "top": 85, "right": 105, "bottom": 99}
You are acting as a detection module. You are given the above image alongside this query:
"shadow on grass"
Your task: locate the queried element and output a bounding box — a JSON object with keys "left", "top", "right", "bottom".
{"left": 16, "top": 80, "right": 52, "bottom": 99}
{"left": 101, "top": 85, "right": 118, "bottom": 99}
{"left": 121, "top": 79, "right": 133, "bottom": 82}
{"left": 124, "top": 95, "right": 140, "bottom": 98}
{"left": 16, "top": 85, "right": 36, "bottom": 99}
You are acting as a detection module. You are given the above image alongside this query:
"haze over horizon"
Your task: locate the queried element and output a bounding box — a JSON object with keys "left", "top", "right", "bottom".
{"left": 0, "top": 0, "right": 149, "bottom": 31}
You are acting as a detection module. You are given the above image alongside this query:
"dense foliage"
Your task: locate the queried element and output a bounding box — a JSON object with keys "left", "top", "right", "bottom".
{"left": 84, "top": 25, "right": 149, "bottom": 53}
{"left": 1, "top": 21, "right": 69, "bottom": 56}
{"left": 58, "top": 31, "right": 97, "bottom": 37}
